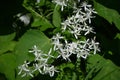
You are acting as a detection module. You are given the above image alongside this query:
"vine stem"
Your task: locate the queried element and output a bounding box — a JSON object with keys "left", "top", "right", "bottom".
{"left": 80, "top": 57, "right": 87, "bottom": 78}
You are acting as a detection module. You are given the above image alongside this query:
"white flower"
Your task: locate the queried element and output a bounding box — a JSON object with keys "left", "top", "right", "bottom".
{"left": 18, "top": 61, "right": 34, "bottom": 77}
{"left": 74, "top": 12, "right": 85, "bottom": 23}
{"left": 61, "top": 20, "right": 70, "bottom": 31}
{"left": 57, "top": 40, "right": 78, "bottom": 61}
{"left": 17, "top": 13, "right": 30, "bottom": 26}
{"left": 53, "top": 39, "right": 63, "bottom": 51}
{"left": 77, "top": 50, "right": 89, "bottom": 59}
{"left": 89, "top": 38, "right": 100, "bottom": 54}
{"left": 83, "top": 23, "right": 94, "bottom": 35}
{"left": 33, "top": 62, "right": 48, "bottom": 74}
{"left": 18, "top": 61, "right": 29, "bottom": 75}
{"left": 65, "top": 42, "right": 77, "bottom": 54}
{"left": 86, "top": 8, "right": 97, "bottom": 14}
{"left": 78, "top": 0, "right": 80, "bottom": 2}
{"left": 36, "top": 0, "right": 40, "bottom": 3}
{"left": 29, "top": 45, "right": 48, "bottom": 61}
{"left": 84, "top": 12, "right": 95, "bottom": 24}
{"left": 44, "top": 65, "right": 59, "bottom": 77}
{"left": 52, "top": 33, "right": 64, "bottom": 41}
{"left": 21, "top": 70, "right": 34, "bottom": 77}
{"left": 29, "top": 45, "right": 42, "bottom": 57}
{"left": 58, "top": 48, "right": 71, "bottom": 61}
{"left": 79, "top": 39, "right": 90, "bottom": 49}
{"left": 33, "top": 63, "right": 43, "bottom": 74}
{"left": 81, "top": 1, "right": 92, "bottom": 11}
{"left": 70, "top": 25, "right": 81, "bottom": 39}
{"left": 52, "top": 33, "right": 64, "bottom": 50}
{"left": 46, "top": 48, "right": 54, "bottom": 59}
{"left": 52, "top": 0, "right": 67, "bottom": 11}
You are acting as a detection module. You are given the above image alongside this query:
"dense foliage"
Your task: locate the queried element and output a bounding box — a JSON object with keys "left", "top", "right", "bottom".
{"left": 0, "top": 0, "right": 120, "bottom": 80}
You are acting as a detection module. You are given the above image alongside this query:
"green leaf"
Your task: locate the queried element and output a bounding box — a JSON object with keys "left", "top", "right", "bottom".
{"left": 86, "top": 54, "right": 120, "bottom": 80}
{"left": 23, "top": 1, "right": 53, "bottom": 31}
{"left": 0, "top": 33, "right": 16, "bottom": 55}
{"left": 31, "top": 16, "right": 41, "bottom": 27}
{"left": 0, "top": 33, "right": 15, "bottom": 42}
{"left": 37, "top": 0, "right": 45, "bottom": 6}
{"left": 87, "top": 54, "right": 104, "bottom": 68}
{"left": 86, "top": 54, "right": 104, "bottom": 80}
{"left": 0, "top": 41, "right": 16, "bottom": 55}
{"left": 0, "top": 54, "right": 16, "bottom": 80}
{"left": 15, "top": 30, "right": 52, "bottom": 65}
{"left": 15, "top": 30, "right": 56, "bottom": 79}
{"left": 93, "top": 60, "right": 120, "bottom": 80}
{"left": 53, "top": 6, "right": 61, "bottom": 27}
{"left": 115, "top": 33, "right": 120, "bottom": 39}
{"left": 31, "top": 15, "right": 53, "bottom": 31}
{"left": 94, "top": 1, "right": 120, "bottom": 30}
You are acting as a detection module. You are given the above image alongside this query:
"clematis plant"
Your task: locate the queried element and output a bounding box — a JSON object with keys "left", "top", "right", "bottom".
{"left": 18, "top": 0, "right": 100, "bottom": 78}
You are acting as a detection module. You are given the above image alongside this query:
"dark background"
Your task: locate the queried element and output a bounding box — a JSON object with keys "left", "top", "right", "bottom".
{"left": 0, "top": 0, "right": 24, "bottom": 35}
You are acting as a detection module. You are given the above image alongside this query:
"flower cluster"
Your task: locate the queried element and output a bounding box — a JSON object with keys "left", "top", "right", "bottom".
{"left": 52, "top": 34, "right": 100, "bottom": 61}
{"left": 51, "top": 1, "right": 100, "bottom": 61}
{"left": 61, "top": 1, "right": 97, "bottom": 39}
{"left": 18, "top": 45, "right": 58, "bottom": 77}
{"left": 52, "top": 0, "right": 68, "bottom": 11}
{"left": 52, "top": 0, "right": 81, "bottom": 11}
{"left": 18, "top": 1, "right": 100, "bottom": 78}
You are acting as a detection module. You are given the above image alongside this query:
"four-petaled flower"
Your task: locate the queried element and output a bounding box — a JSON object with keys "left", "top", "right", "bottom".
{"left": 18, "top": 61, "right": 34, "bottom": 77}
{"left": 52, "top": 0, "right": 68, "bottom": 11}
{"left": 44, "top": 65, "right": 59, "bottom": 77}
